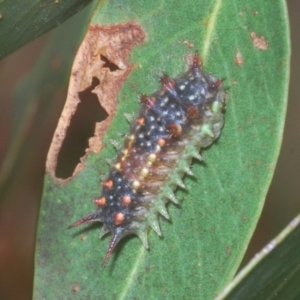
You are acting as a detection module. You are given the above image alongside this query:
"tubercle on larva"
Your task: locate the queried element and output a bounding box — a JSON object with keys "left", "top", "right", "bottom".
{"left": 69, "top": 51, "right": 226, "bottom": 265}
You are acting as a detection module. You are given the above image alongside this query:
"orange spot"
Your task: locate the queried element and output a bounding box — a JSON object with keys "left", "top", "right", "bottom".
{"left": 136, "top": 117, "right": 145, "bottom": 125}
{"left": 160, "top": 75, "right": 176, "bottom": 91}
{"left": 168, "top": 123, "right": 182, "bottom": 137}
{"left": 157, "top": 138, "right": 166, "bottom": 147}
{"left": 93, "top": 196, "right": 106, "bottom": 206}
{"left": 187, "top": 105, "right": 199, "bottom": 119}
{"left": 209, "top": 78, "right": 224, "bottom": 90}
{"left": 102, "top": 180, "right": 113, "bottom": 189}
{"left": 140, "top": 95, "right": 155, "bottom": 108}
{"left": 114, "top": 212, "right": 125, "bottom": 225}
{"left": 192, "top": 51, "right": 202, "bottom": 69}
{"left": 120, "top": 160, "right": 127, "bottom": 169}
{"left": 122, "top": 196, "right": 131, "bottom": 206}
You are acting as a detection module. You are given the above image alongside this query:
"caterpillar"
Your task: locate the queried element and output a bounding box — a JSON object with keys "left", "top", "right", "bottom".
{"left": 69, "top": 52, "right": 226, "bottom": 264}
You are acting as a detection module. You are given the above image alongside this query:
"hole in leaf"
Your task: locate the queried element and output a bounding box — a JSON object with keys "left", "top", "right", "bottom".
{"left": 100, "top": 54, "right": 121, "bottom": 72}
{"left": 55, "top": 77, "right": 108, "bottom": 179}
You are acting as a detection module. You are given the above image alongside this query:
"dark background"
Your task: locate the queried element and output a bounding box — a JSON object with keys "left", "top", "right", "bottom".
{"left": 0, "top": 1, "right": 299, "bottom": 299}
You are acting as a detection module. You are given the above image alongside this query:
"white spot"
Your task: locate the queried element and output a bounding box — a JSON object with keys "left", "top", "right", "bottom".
{"left": 141, "top": 168, "right": 149, "bottom": 177}
{"left": 162, "top": 97, "right": 169, "bottom": 104}
{"left": 148, "top": 153, "right": 156, "bottom": 162}
{"left": 138, "top": 133, "right": 144, "bottom": 139}
{"left": 158, "top": 127, "right": 164, "bottom": 132}
{"left": 146, "top": 141, "right": 152, "bottom": 147}
{"left": 263, "top": 240, "right": 276, "bottom": 254}
{"left": 149, "top": 116, "right": 155, "bottom": 122}
{"left": 290, "top": 217, "right": 300, "bottom": 228}
{"left": 189, "top": 94, "right": 196, "bottom": 101}
{"left": 133, "top": 180, "right": 140, "bottom": 188}
{"left": 205, "top": 110, "right": 213, "bottom": 118}
{"left": 179, "top": 84, "right": 185, "bottom": 90}
{"left": 200, "top": 88, "right": 205, "bottom": 95}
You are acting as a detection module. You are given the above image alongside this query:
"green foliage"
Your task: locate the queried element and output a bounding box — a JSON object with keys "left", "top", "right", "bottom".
{"left": 0, "top": 0, "right": 92, "bottom": 60}
{"left": 219, "top": 214, "right": 300, "bottom": 300}
{"left": 2, "top": 0, "right": 289, "bottom": 299}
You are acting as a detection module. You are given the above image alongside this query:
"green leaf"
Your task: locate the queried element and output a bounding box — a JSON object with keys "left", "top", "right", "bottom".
{"left": 0, "top": 0, "right": 93, "bottom": 60}
{"left": 34, "top": 0, "right": 290, "bottom": 299}
{"left": 217, "top": 214, "right": 300, "bottom": 300}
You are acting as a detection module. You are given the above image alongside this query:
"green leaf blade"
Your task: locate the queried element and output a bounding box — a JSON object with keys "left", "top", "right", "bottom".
{"left": 0, "top": 0, "right": 93, "bottom": 60}
{"left": 219, "top": 215, "right": 300, "bottom": 300}
{"left": 34, "top": 0, "right": 290, "bottom": 299}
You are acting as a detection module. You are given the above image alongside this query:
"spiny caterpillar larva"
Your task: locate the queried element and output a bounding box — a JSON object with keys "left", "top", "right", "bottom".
{"left": 69, "top": 52, "right": 226, "bottom": 264}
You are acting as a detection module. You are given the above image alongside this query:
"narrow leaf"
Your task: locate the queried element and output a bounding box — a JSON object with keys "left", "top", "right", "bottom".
{"left": 34, "top": 1, "right": 290, "bottom": 299}
{"left": 217, "top": 214, "right": 300, "bottom": 300}
{"left": 0, "top": 0, "right": 93, "bottom": 60}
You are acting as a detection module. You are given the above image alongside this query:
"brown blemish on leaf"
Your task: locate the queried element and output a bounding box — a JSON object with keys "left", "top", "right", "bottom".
{"left": 80, "top": 235, "right": 87, "bottom": 241}
{"left": 250, "top": 32, "right": 268, "bottom": 51}
{"left": 183, "top": 39, "right": 194, "bottom": 49}
{"left": 72, "top": 285, "right": 80, "bottom": 292}
{"left": 46, "top": 22, "right": 146, "bottom": 181}
{"left": 235, "top": 50, "right": 243, "bottom": 66}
